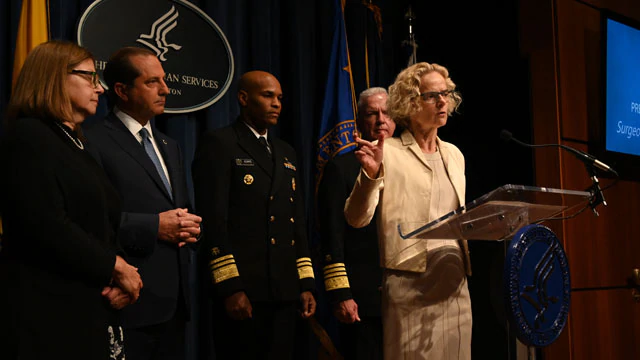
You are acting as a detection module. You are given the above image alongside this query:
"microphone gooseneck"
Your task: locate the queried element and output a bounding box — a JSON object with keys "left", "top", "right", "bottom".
{"left": 499, "top": 129, "right": 513, "bottom": 142}
{"left": 499, "top": 129, "right": 618, "bottom": 177}
{"left": 500, "top": 129, "right": 617, "bottom": 216}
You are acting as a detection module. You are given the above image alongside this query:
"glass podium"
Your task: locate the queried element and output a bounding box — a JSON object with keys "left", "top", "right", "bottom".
{"left": 397, "top": 184, "right": 592, "bottom": 242}
{"left": 396, "top": 184, "right": 593, "bottom": 358}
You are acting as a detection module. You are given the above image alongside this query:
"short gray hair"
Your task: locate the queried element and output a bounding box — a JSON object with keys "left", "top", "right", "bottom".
{"left": 357, "top": 87, "right": 387, "bottom": 118}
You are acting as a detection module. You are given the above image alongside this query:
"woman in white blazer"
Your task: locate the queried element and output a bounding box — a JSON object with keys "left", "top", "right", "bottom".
{"left": 345, "top": 62, "right": 471, "bottom": 360}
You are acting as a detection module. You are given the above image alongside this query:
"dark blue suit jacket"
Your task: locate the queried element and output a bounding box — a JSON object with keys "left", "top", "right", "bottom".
{"left": 84, "top": 112, "right": 192, "bottom": 329}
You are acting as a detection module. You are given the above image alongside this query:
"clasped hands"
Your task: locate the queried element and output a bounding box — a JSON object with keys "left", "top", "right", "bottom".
{"left": 158, "top": 208, "right": 202, "bottom": 247}
{"left": 102, "top": 208, "right": 201, "bottom": 309}
{"left": 102, "top": 255, "right": 143, "bottom": 310}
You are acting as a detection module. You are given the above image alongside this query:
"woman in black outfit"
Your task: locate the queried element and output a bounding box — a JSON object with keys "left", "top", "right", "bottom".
{"left": 0, "top": 40, "right": 143, "bottom": 360}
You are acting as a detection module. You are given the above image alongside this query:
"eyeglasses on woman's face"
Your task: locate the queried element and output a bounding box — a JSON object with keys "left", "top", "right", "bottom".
{"left": 69, "top": 69, "right": 101, "bottom": 88}
{"left": 417, "top": 89, "right": 454, "bottom": 104}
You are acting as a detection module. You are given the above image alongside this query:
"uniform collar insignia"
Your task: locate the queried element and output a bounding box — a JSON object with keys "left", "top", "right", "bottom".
{"left": 284, "top": 160, "right": 296, "bottom": 171}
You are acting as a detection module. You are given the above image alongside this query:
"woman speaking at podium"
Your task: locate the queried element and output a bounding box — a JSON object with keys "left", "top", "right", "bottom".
{"left": 345, "top": 62, "right": 471, "bottom": 359}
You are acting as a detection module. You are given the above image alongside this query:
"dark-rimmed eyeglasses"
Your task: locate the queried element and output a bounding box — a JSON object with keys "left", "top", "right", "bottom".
{"left": 418, "top": 89, "right": 455, "bottom": 104}
{"left": 69, "top": 69, "right": 100, "bottom": 88}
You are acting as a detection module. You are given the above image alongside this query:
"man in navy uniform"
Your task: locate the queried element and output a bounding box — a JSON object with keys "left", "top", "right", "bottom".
{"left": 85, "top": 47, "right": 201, "bottom": 360}
{"left": 192, "top": 70, "right": 316, "bottom": 360}
{"left": 318, "top": 87, "right": 395, "bottom": 359}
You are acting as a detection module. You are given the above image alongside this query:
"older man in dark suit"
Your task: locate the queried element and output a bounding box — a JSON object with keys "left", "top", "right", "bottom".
{"left": 85, "top": 47, "right": 201, "bottom": 360}
{"left": 318, "top": 87, "right": 395, "bottom": 360}
{"left": 192, "top": 70, "right": 316, "bottom": 360}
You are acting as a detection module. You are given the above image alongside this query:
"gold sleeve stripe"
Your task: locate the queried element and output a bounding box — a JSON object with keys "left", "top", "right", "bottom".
{"left": 324, "top": 272, "right": 348, "bottom": 281}
{"left": 323, "top": 268, "right": 346, "bottom": 277}
{"left": 323, "top": 264, "right": 346, "bottom": 272}
{"left": 323, "top": 263, "right": 346, "bottom": 271}
{"left": 324, "top": 271, "right": 347, "bottom": 277}
{"left": 210, "top": 258, "right": 235, "bottom": 270}
{"left": 212, "top": 254, "right": 235, "bottom": 264}
{"left": 297, "top": 264, "right": 315, "bottom": 280}
{"left": 296, "top": 257, "right": 312, "bottom": 264}
{"left": 324, "top": 275, "right": 350, "bottom": 291}
{"left": 212, "top": 263, "right": 240, "bottom": 284}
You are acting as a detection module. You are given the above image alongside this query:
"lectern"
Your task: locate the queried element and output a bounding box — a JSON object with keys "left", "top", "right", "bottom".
{"left": 397, "top": 184, "right": 592, "bottom": 355}
{"left": 397, "top": 184, "right": 591, "bottom": 242}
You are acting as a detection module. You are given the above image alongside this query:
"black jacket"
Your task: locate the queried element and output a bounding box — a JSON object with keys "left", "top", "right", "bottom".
{"left": 192, "top": 120, "right": 315, "bottom": 302}
{"left": 318, "top": 151, "right": 382, "bottom": 317}
{"left": 0, "top": 117, "right": 121, "bottom": 359}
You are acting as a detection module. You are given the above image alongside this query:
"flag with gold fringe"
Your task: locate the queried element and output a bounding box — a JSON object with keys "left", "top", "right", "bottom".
{"left": 12, "top": 0, "right": 50, "bottom": 90}
{"left": 2, "top": 0, "right": 50, "bottom": 241}
{"left": 316, "top": 0, "right": 357, "bottom": 190}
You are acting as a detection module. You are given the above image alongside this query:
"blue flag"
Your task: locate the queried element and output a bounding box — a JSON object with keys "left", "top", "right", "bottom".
{"left": 316, "top": 0, "right": 357, "bottom": 188}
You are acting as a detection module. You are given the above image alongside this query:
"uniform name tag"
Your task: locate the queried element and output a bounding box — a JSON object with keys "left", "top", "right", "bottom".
{"left": 235, "top": 158, "right": 255, "bottom": 166}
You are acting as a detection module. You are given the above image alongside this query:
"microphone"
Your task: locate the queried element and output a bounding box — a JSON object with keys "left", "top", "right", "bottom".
{"left": 500, "top": 129, "right": 618, "bottom": 176}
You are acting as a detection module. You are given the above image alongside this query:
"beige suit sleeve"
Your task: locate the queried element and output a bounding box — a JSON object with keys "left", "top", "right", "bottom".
{"left": 344, "top": 164, "right": 385, "bottom": 228}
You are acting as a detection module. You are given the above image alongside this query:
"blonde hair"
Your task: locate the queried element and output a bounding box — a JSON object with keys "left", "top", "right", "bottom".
{"left": 387, "top": 62, "right": 462, "bottom": 129}
{"left": 7, "top": 40, "right": 94, "bottom": 125}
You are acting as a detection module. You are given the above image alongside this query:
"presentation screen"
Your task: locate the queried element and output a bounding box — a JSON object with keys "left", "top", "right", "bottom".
{"left": 605, "top": 17, "right": 640, "bottom": 157}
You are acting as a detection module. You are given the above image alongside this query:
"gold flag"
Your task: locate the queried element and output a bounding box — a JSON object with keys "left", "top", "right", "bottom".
{"left": 11, "top": 0, "right": 50, "bottom": 90}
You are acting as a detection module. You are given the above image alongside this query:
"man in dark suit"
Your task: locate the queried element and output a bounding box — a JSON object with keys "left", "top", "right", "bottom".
{"left": 192, "top": 70, "right": 316, "bottom": 360}
{"left": 85, "top": 47, "right": 202, "bottom": 360}
{"left": 318, "top": 87, "right": 395, "bottom": 359}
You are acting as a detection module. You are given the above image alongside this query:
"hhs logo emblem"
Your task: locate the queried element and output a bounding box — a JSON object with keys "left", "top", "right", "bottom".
{"left": 78, "top": 0, "right": 233, "bottom": 113}
{"left": 136, "top": 5, "right": 183, "bottom": 61}
{"left": 504, "top": 224, "right": 571, "bottom": 347}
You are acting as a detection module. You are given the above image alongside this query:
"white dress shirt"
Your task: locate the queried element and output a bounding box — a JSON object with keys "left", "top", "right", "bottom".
{"left": 114, "top": 107, "right": 172, "bottom": 187}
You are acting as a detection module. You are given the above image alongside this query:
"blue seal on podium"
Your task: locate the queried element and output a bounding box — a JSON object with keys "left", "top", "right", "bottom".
{"left": 504, "top": 224, "right": 571, "bottom": 347}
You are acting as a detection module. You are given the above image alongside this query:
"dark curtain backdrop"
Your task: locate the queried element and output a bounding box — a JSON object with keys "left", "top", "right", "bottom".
{"left": 1, "top": 0, "right": 537, "bottom": 359}
{"left": 0, "top": 0, "right": 401, "bottom": 229}
{"left": 0, "top": 1, "right": 403, "bottom": 359}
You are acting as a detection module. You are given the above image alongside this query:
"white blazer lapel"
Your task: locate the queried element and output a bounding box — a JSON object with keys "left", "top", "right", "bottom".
{"left": 438, "top": 137, "right": 466, "bottom": 207}
{"left": 400, "top": 130, "right": 432, "bottom": 170}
